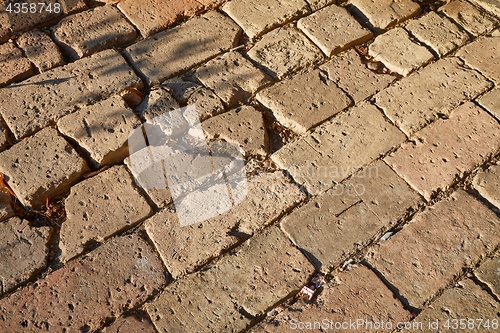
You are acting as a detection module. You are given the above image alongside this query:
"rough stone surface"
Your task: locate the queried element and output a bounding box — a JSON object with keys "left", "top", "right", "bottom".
{"left": 297, "top": 5, "right": 373, "bottom": 56}
{"left": 136, "top": 87, "right": 180, "bottom": 122}
{"left": 256, "top": 68, "right": 351, "bottom": 134}
{"left": 385, "top": 102, "right": 500, "bottom": 200}
{"left": 475, "top": 254, "right": 500, "bottom": 298}
{"left": 0, "top": 127, "right": 88, "bottom": 208}
{"left": 124, "top": 11, "right": 241, "bottom": 86}
{"left": 470, "top": 0, "right": 500, "bottom": 17}
{"left": 102, "top": 312, "right": 157, "bottom": 333}
{"left": 369, "top": 27, "right": 434, "bottom": 76}
{"left": 0, "top": 41, "right": 34, "bottom": 87}
{"left": 473, "top": 163, "right": 500, "bottom": 209}
{"left": 0, "top": 187, "right": 14, "bottom": 222}
{"left": 439, "top": 0, "right": 498, "bottom": 36}
{"left": 272, "top": 102, "right": 405, "bottom": 193}
{"left": 0, "top": 49, "right": 141, "bottom": 140}
{"left": 0, "top": 234, "right": 168, "bottom": 333}
{"left": 368, "top": 190, "right": 500, "bottom": 308}
{"left": 0, "top": 217, "right": 51, "bottom": 295}
{"left": 247, "top": 26, "right": 323, "bottom": 80}
{"left": 17, "top": 29, "right": 66, "bottom": 72}
{"left": 161, "top": 76, "right": 200, "bottom": 103}
{"left": 0, "top": 118, "right": 9, "bottom": 151}
{"left": 349, "top": 0, "right": 421, "bottom": 31}
{"left": 477, "top": 86, "right": 500, "bottom": 120}
{"left": 374, "top": 57, "right": 491, "bottom": 136}
{"left": 187, "top": 87, "right": 226, "bottom": 121}
{"left": 457, "top": 33, "right": 500, "bottom": 82}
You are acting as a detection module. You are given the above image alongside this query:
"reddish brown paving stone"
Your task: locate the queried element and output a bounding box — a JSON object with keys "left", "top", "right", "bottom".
{"left": 456, "top": 32, "right": 500, "bottom": 83}
{"left": 439, "top": 0, "right": 498, "bottom": 36}
{"left": 349, "top": 0, "right": 421, "bottom": 31}
{"left": 473, "top": 163, "right": 500, "bottom": 209}
{"left": 475, "top": 254, "right": 500, "bottom": 299}
{"left": 102, "top": 312, "right": 157, "bottom": 333}
{"left": 0, "top": 41, "right": 34, "bottom": 87}
{"left": 477, "top": 86, "right": 500, "bottom": 120}
{"left": 17, "top": 29, "right": 66, "bottom": 72}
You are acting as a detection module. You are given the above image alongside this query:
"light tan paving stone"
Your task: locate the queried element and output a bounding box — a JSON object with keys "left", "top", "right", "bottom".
{"left": 469, "top": 0, "right": 500, "bottom": 17}
{"left": 17, "top": 29, "right": 66, "bottom": 72}
{"left": 385, "top": 102, "right": 500, "bottom": 200}
{"left": 0, "top": 49, "right": 141, "bottom": 140}
{"left": 256, "top": 68, "right": 351, "bottom": 134}
{"left": 456, "top": 33, "right": 500, "bottom": 82}
{"left": 161, "top": 76, "right": 200, "bottom": 103}
{"left": 367, "top": 190, "right": 500, "bottom": 308}
{"left": 247, "top": 26, "right": 323, "bottom": 80}
{"left": 297, "top": 4, "right": 373, "bottom": 56}
{"left": 0, "top": 118, "right": 9, "bottom": 152}
{"left": 305, "top": 0, "right": 336, "bottom": 11}
{"left": 187, "top": 87, "right": 226, "bottom": 121}
{"left": 374, "top": 57, "right": 491, "bottom": 136}
{"left": 368, "top": 27, "right": 434, "bottom": 76}
{"left": 349, "top": 0, "right": 421, "bottom": 31}
{"left": 477, "top": 86, "right": 500, "bottom": 120}
{"left": 473, "top": 163, "right": 500, "bottom": 209}
{"left": 0, "top": 127, "right": 89, "bottom": 208}
{"left": 102, "top": 312, "right": 157, "bottom": 333}
{"left": 222, "top": 0, "right": 310, "bottom": 39}
{"left": 475, "top": 254, "right": 500, "bottom": 298}
{"left": 0, "top": 41, "right": 34, "bottom": 87}
{"left": 439, "top": 0, "right": 498, "bottom": 36}
{"left": 0, "top": 234, "right": 168, "bottom": 333}
{"left": 0, "top": 187, "right": 14, "bottom": 222}
{"left": 124, "top": 11, "right": 241, "bottom": 86}
{"left": 0, "top": 217, "right": 51, "bottom": 295}
{"left": 136, "top": 87, "right": 180, "bottom": 122}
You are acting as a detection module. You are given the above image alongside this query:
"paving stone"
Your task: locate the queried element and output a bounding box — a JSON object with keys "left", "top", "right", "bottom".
{"left": 473, "top": 163, "right": 500, "bottom": 209}
{"left": 0, "top": 187, "right": 14, "bottom": 222}
{"left": 320, "top": 49, "right": 395, "bottom": 103}
{"left": 161, "top": 76, "right": 201, "bottom": 104}
{"left": 136, "top": 87, "right": 180, "bottom": 122}
{"left": 297, "top": 5, "right": 373, "bottom": 56}
{"left": 475, "top": 254, "right": 500, "bottom": 298}
{"left": 0, "top": 9, "right": 10, "bottom": 42}
{"left": 456, "top": 33, "right": 500, "bottom": 83}
{"left": 470, "top": 0, "right": 500, "bottom": 17}
{"left": 0, "top": 118, "right": 9, "bottom": 152}
{"left": 197, "top": 0, "right": 226, "bottom": 8}
{"left": 17, "top": 29, "right": 65, "bottom": 72}
{"left": 0, "top": 41, "right": 34, "bottom": 87}
{"left": 385, "top": 102, "right": 500, "bottom": 200}
{"left": 367, "top": 190, "right": 500, "bottom": 308}
{"left": 349, "top": 0, "right": 421, "bottom": 31}
{"left": 247, "top": 26, "right": 323, "bottom": 80}
{"left": 146, "top": 226, "right": 314, "bottom": 332}
{"left": 144, "top": 171, "right": 305, "bottom": 277}
{"left": 102, "top": 312, "right": 157, "bottom": 333}
{"left": 439, "top": 0, "right": 498, "bottom": 36}
{"left": 124, "top": 11, "right": 241, "bottom": 86}
{"left": 60, "top": 166, "right": 152, "bottom": 261}
{"left": 0, "top": 234, "right": 168, "bottom": 333}
{"left": 0, "top": 49, "right": 141, "bottom": 140}
{"left": 272, "top": 102, "right": 405, "bottom": 193}
{"left": 0, "top": 127, "right": 88, "bottom": 208}
{"left": 374, "top": 57, "right": 491, "bottom": 136}
{"left": 405, "top": 11, "right": 469, "bottom": 57}
{"left": 187, "top": 87, "right": 226, "bottom": 121}
{"left": 305, "top": 0, "right": 336, "bottom": 11}
{"left": 0, "top": 217, "right": 51, "bottom": 295}
{"left": 256, "top": 68, "right": 351, "bottom": 134}
{"left": 368, "top": 27, "right": 434, "bottom": 76}
{"left": 477, "top": 86, "right": 500, "bottom": 120}
{"left": 195, "top": 51, "right": 273, "bottom": 107}
{"left": 222, "top": 0, "right": 309, "bottom": 39}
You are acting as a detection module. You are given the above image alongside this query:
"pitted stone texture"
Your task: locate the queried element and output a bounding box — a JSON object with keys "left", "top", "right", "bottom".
{"left": 306, "top": 0, "right": 336, "bottom": 11}
{"left": 144, "top": 171, "right": 305, "bottom": 278}
{"left": 475, "top": 254, "right": 500, "bottom": 298}
{"left": 385, "top": 102, "right": 500, "bottom": 200}
{"left": 195, "top": 51, "right": 273, "bottom": 107}
{"left": 256, "top": 68, "right": 351, "bottom": 134}
{"left": 187, "top": 87, "right": 226, "bottom": 121}
{"left": 405, "top": 11, "right": 469, "bottom": 57}
{"left": 367, "top": 190, "right": 500, "bottom": 308}
{"left": 124, "top": 11, "right": 241, "bottom": 86}
{"left": 297, "top": 5, "right": 373, "bottom": 56}
{"left": 58, "top": 95, "right": 141, "bottom": 168}
{"left": 60, "top": 166, "right": 152, "bottom": 262}
{"left": 0, "top": 118, "right": 9, "bottom": 151}
{"left": 247, "top": 26, "right": 323, "bottom": 80}
{"left": 477, "top": 86, "right": 500, "bottom": 120}
{"left": 102, "top": 312, "right": 157, "bottom": 333}
{"left": 0, "top": 9, "right": 10, "bottom": 42}
{"left": 272, "top": 102, "right": 405, "bottom": 194}
{"left": 349, "top": 0, "right": 421, "bottom": 31}
{"left": 0, "top": 127, "right": 88, "bottom": 208}
{"left": 470, "top": 0, "right": 500, "bottom": 17}
{"left": 0, "top": 217, "right": 51, "bottom": 295}
{"left": 136, "top": 87, "right": 180, "bottom": 122}
{"left": 0, "top": 234, "right": 168, "bottom": 333}
{"left": 52, "top": 5, "right": 137, "bottom": 60}
{"left": 374, "top": 57, "right": 491, "bottom": 136}
{"left": 473, "top": 163, "right": 500, "bottom": 209}
{"left": 17, "top": 30, "right": 65, "bottom": 72}
{"left": 222, "top": 0, "right": 309, "bottom": 39}
{"left": 321, "top": 49, "right": 394, "bottom": 103}
{"left": 368, "top": 27, "right": 434, "bottom": 76}
{"left": 161, "top": 76, "right": 200, "bottom": 103}
{"left": 0, "top": 187, "right": 14, "bottom": 222}
{"left": 457, "top": 33, "right": 500, "bottom": 82}
{"left": 439, "top": 0, "right": 498, "bottom": 36}
{"left": 0, "top": 41, "right": 34, "bottom": 87}
{"left": 0, "top": 49, "right": 141, "bottom": 140}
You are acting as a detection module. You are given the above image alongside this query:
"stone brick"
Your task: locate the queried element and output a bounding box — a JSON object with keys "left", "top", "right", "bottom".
{"left": 145, "top": 171, "right": 305, "bottom": 277}
{"left": 0, "top": 118, "right": 9, "bottom": 151}
{"left": 0, "top": 41, "right": 34, "bottom": 87}
{"left": 222, "top": 0, "right": 309, "bottom": 39}
{"left": 124, "top": 11, "right": 241, "bottom": 86}
{"left": 272, "top": 102, "right": 405, "bottom": 193}
{"left": 187, "top": 87, "right": 226, "bottom": 121}
{"left": 349, "top": 0, "right": 421, "bottom": 31}
{"left": 470, "top": 0, "right": 500, "bottom": 18}
{"left": 305, "top": 0, "right": 336, "bottom": 11}
{"left": 385, "top": 102, "right": 500, "bottom": 200}
{"left": 195, "top": 51, "right": 272, "bottom": 107}
{"left": 197, "top": 0, "right": 226, "bottom": 8}
{"left": 0, "top": 10, "right": 10, "bottom": 42}
{"left": 256, "top": 68, "right": 351, "bottom": 134}
{"left": 405, "top": 11, "right": 469, "bottom": 57}
{"left": 60, "top": 165, "right": 152, "bottom": 261}
{"left": 478, "top": 86, "right": 500, "bottom": 120}
{"left": 374, "top": 57, "right": 491, "bottom": 136}
{"left": 102, "top": 312, "right": 157, "bottom": 333}
{"left": 367, "top": 190, "right": 500, "bottom": 308}
{"left": 57, "top": 95, "right": 142, "bottom": 168}
{"left": 0, "top": 49, "right": 141, "bottom": 140}
{"left": 475, "top": 254, "right": 500, "bottom": 298}
{"left": 146, "top": 226, "right": 314, "bottom": 332}
{"left": 320, "top": 49, "right": 395, "bottom": 103}
{"left": 297, "top": 5, "right": 373, "bottom": 57}
{"left": 368, "top": 27, "right": 434, "bottom": 76}
{"left": 0, "top": 217, "right": 51, "bottom": 295}
{"left": 456, "top": 33, "right": 500, "bottom": 83}
{"left": 0, "top": 187, "right": 14, "bottom": 222}
{"left": 17, "top": 29, "right": 65, "bottom": 72}
{"left": 136, "top": 87, "right": 180, "bottom": 122}
{"left": 473, "top": 163, "right": 500, "bottom": 209}
{"left": 0, "top": 234, "right": 168, "bottom": 333}
{"left": 161, "top": 76, "right": 200, "bottom": 103}
{"left": 247, "top": 26, "right": 323, "bottom": 80}
{"left": 439, "top": 0, "right": 498, "bottom": 36}
{"left": 0, "top": 127, "right": 88, "bottom": 208}
{"left": 52, "top": 5, "right": 137, "bottom": 60}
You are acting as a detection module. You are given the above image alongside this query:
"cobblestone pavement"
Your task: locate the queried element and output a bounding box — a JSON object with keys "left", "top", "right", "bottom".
{"left": 0, "top": 0, "right": 499, "bottom": 332}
